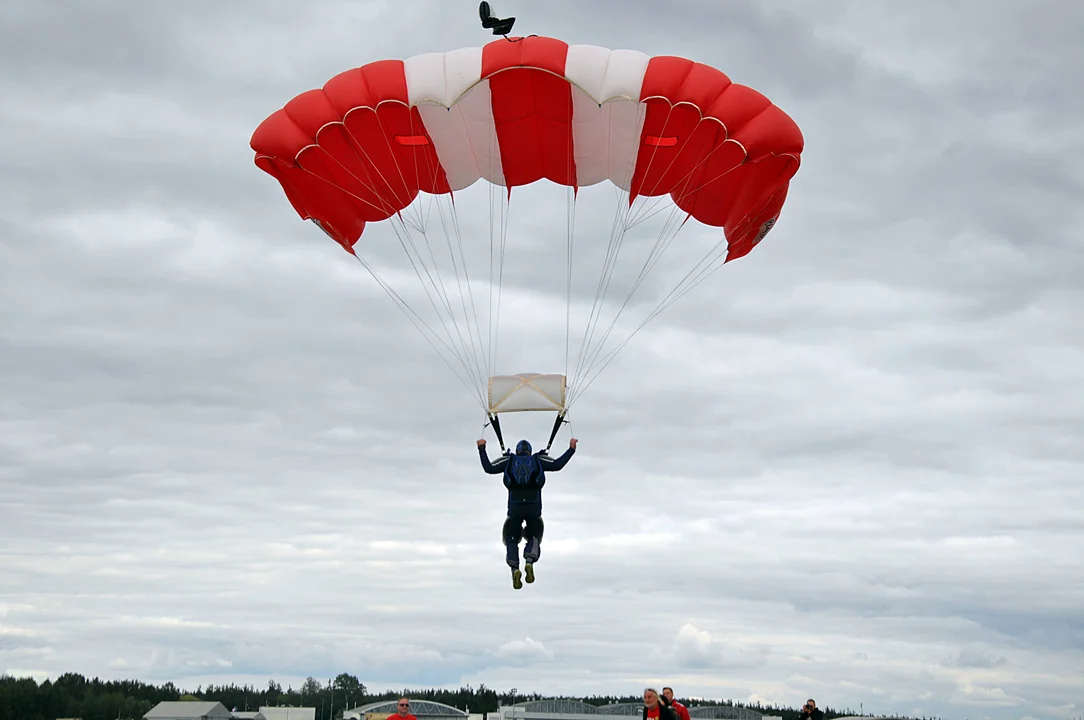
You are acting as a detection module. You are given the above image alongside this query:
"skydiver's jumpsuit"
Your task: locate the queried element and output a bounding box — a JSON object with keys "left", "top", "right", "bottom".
{"left": 478, "top": 444, "right": 576, "bottom": 569}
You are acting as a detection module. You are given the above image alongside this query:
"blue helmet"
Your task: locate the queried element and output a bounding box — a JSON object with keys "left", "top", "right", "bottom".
{"left": 515, "top": 439, "right": 532, "bottom": 455}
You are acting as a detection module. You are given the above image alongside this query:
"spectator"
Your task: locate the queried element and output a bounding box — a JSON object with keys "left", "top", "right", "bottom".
{"left": 393, "top": 698, "right": 417, "bottom": 720}
{"left": 642, "top": 688, "right": 679, "bottom": 720}
{"left": 798, "top": 699, "right": 824, "bottom": 720}
{"left": 662, "top": 688, "right": 690, "bottom": 720}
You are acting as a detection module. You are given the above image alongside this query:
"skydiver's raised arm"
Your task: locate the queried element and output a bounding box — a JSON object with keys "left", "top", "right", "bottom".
{"left": 539, "top": 438, "right": 577, "bottom": 471}
{"left": 477, "top": 439, "right": 509, "bottom": 474}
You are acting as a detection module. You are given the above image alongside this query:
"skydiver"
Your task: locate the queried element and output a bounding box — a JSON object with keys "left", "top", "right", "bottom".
{"left": 476, "top": 435, "right": 577, "bottom": 589}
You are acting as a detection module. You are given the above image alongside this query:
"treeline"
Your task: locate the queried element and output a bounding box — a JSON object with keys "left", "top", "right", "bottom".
{"left": 0, "top": 672, "right": 907, "bottom": 720}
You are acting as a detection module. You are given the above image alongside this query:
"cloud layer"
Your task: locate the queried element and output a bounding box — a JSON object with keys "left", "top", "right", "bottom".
{"left": 2, "top": 2, "right": 1082, "bottom": 720}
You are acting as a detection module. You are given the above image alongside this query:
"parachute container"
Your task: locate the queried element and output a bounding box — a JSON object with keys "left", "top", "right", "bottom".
{"left": 488, "top": 374, "right": 567, "bottom": 414}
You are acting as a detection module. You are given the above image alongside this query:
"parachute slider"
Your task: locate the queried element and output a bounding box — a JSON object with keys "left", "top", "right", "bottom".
{"left": 487, "top": 373, "right": 566, "bottom": 414}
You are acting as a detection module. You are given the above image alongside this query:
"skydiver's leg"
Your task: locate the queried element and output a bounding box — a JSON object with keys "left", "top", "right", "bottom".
{"left": 502, "top": 515, "right": 524, "bottom": 589}
{"left": 502, "top": 516, "right": 522, "bottom": 568}
{"left": 523, "top": 516, "right": 543, "bottom": 562}
{"left": 523, "top": 515, "right": 544, "bottom": 583}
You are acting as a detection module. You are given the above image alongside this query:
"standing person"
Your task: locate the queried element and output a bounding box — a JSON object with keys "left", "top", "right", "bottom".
{"left": 798, "top": 699, "right": 824, "bottom": 720}
{"left": 642, "top": 688, "right": 679, "bottom": 720}
{"left": 477, "top": 436, "right": 577, "bottom": 589}
{"left": 662, "top": 688, "right": 690, "bottom": 720}
{"left": 392, "top": 698, "right": 417, "bottom": 720}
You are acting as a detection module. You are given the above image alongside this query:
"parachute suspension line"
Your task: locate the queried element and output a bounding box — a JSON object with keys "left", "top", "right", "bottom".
{"left": 411, "top": 130, "right": 498, "bottom": 400}
{"left": 309, "top": 122, "right": 484, "bottom": 390}
{"left": 487, "top": 173, "right": 496, "bottom": 381}
{"left": 404, "top": 105, "right": 428, "bottom": 235}
{"left": 326, "top": 118, "right": 494, "bottom": 404}
{"left": 576, "top": 192, "right": 692, "bottom": 377}
{"left": 414, "top": 193, "right": 489, "bottom": 395}
{"left": 368, "top": 166, "right": 485, "bottom": 391}
{"left": 295, "top": 167, "right": 475, "bottom": 386}
{"left": 499, "top": 184, "right": 510, "bottom": 374}
{"left": 487, "top": 130, "right": 511, "bottom": 384}
{"left": 563, "top": 124, "right": 576, "bottom": 382}
{"left": 349, "top": 253, "right": 489, "bottom": 414}
{"left": 374, "top": 116, "right": 488, "bottom": 394}
{"left": 486, "top": 130, "right": 501, "bottom": 382}
{"left": 575, "top": 182, "right": 636, "bottom": 375}
{"left": 382, "top": 212, "right": 488, "bottom": 396}
{"left": 406, "top": 103, "right": 489, "bottom": 392}
{"left": 569, "top": 185, "right": 634, "bottom": 391}
{"left": 432, "top": 190, "right": 490, "bottom": 395}
{"left": 568, "top": 102, "right": 672, "bottom": 393}
{"left": 570, "top": 229, "right": 734, "bottom": 406}
{"left": 389, "top": 214, "right": 473, "bottom": 370}
{"left": 568, "top": 205, "right": 687, "bottom": 404}
{"left": 617, "top": 143, "right": 744, "bottom": 234}
{"left": 565, "top": 117, "right": 743, "bottom": 409}
{"left": 570, "top": 147, "right": 753, "bottom": 407}
{"left": 570, "top": 140, "right": 713, "bottom": 394}
{"left": 564, "top": 183, "right": 576, "bottom": 381}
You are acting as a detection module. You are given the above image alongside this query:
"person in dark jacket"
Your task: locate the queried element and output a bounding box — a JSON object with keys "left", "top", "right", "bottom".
{"left": 662, "top": 688, "right": 690, "bottom": 720}
{"left": 642, "top": 688, "right": 679, "bottom": 720}
{"left": 477, "top": 436, "right": 577, "bottom": 589}
{"left": 798, "top": 699, "right": 824, "bottom": 720}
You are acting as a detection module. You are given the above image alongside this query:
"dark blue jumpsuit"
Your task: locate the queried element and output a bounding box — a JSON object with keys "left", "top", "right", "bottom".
{"left": 478, "top": 443, "right": 576, "bottom": 568}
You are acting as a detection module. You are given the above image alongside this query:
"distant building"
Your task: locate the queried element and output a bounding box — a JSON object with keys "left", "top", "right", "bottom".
{"left": 144, "top": 702, "right": 233, "bottom": 720}
{"left": 489, "top": 701, "right": 764, "bottom": 720}
{"left": 144, "top": 702, "right": 311, "bottom": 720}
{"left": 343, "top": 700, "right": 469, "bottom": 720}
{"left": 259, "top": 708, "right": 317, "bottom": 720}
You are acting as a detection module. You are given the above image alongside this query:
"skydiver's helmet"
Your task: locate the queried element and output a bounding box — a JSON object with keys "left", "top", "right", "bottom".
{"left": 516, "top": 439, "right": 532, "bottom": 455}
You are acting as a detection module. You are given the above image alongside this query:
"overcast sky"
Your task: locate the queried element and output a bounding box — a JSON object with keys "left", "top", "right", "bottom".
{"left": 2, "top": 2, "right": 1083, "bottom": 720}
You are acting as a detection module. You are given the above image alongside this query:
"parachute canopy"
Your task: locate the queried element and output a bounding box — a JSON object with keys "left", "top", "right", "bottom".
{"left": 250, "top": 35, "right": 803, "bottom": 427}
{"left": 250, "top": 35, "right": 802, "bottom": 260}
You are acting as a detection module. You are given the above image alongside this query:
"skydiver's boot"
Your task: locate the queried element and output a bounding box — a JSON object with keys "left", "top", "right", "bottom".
{"left": 504, "top": 517, "right": 523, "bottom": 589}
{"left": 524, "top": 535, "right": 540, "bottom": 583}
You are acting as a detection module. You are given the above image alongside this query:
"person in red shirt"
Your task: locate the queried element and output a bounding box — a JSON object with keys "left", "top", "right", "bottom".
{"left": 642, "top": 688, "right": 679, "bottom": 720}
{"left": 391, "top": 698, "right": 417, "bottom": 720}
{"left": 662, "top": 687, "right": 690, "bottom": 720}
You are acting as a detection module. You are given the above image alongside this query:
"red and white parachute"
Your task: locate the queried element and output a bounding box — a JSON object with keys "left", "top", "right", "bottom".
{"left": 250, "top": 32, "right": 803, "bottom": 448}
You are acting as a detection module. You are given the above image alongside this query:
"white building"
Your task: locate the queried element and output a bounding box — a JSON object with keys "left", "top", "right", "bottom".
{"left": 144, "top": 702, "right": 233, "bottom": 720}
{"left": 260, "top": 708, "right": 317, "bottom": 720}
{"left": 143, "top": 702, "right": 315, "bottom": 720}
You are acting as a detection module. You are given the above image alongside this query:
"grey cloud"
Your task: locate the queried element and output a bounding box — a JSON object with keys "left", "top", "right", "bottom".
{"left": 948, "top": 647, "right": 1008, "bottom": 669}
{"left": 3, "top": 2, "right": 1084, "bottom": 720}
